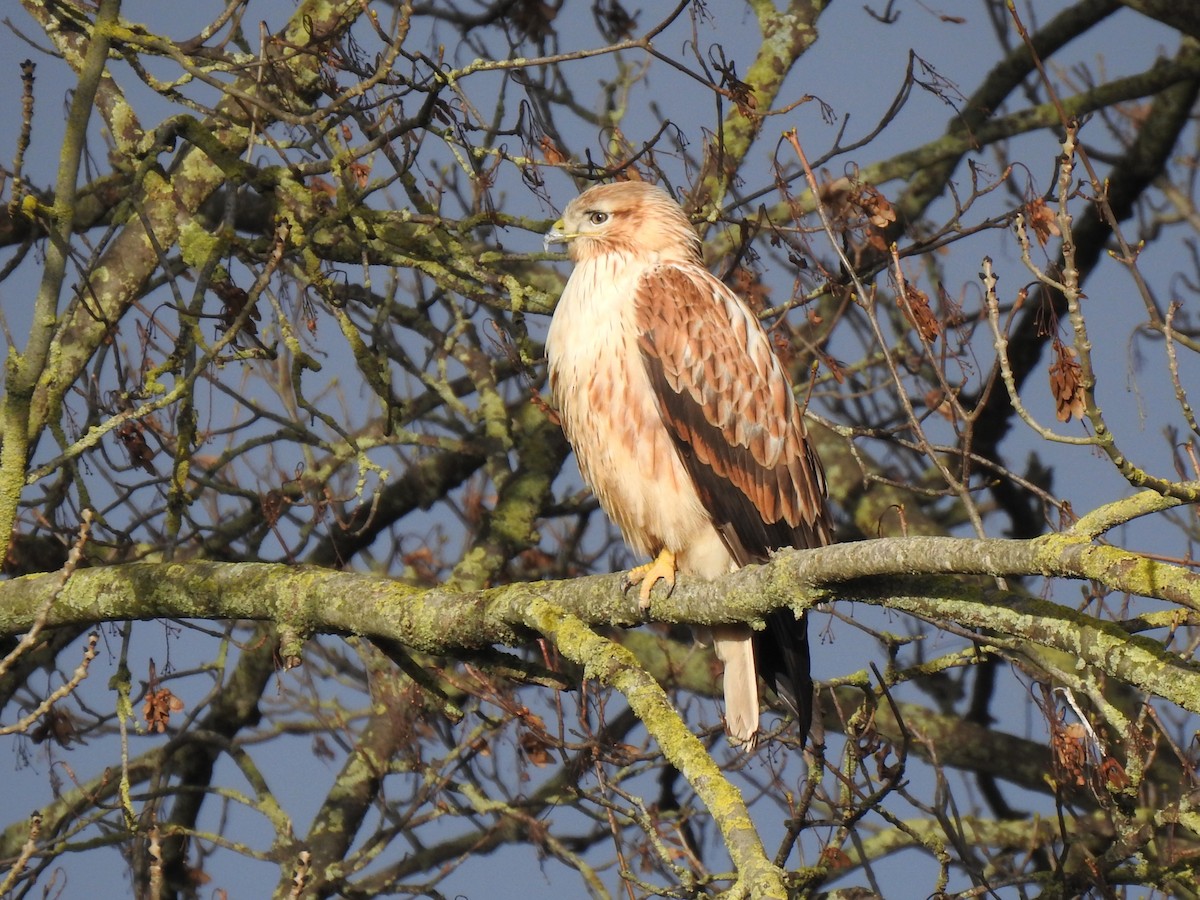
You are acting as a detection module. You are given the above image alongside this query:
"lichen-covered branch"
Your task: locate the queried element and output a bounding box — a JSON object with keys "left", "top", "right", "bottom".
{"left": 3, "top": 514, "right": 1197, "bottom": 709}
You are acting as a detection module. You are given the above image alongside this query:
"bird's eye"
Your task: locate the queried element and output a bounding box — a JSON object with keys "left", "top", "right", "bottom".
{"left": 588, "top": 211, "right": 609, "bottom": 226}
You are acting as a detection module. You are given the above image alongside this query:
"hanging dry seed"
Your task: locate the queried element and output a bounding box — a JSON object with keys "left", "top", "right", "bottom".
{"left": 858, "top": 182, "right": 896, "bottom": 230}
{"left": 143, "top": 660, "right": 184, "bottom": 734}
{"left": 730, "top": 265, "right": 770, "bottom": 313}
{"left": 1049, "top": 337, "right": 1085, "bottom": 422}
{"left": 518, "top": 713, "right": 553, "bottom": 766}
{"left": 899, "top": 283, "right": 941, "bottom": 343}
{"left": 348, "top": 159, "right": 371, "bottom": 189}
{"left": 1026, "top": 197, "right": 1060, "bottom": 245}
{"left": 117, "top": 419, "right": 156, "bottom": 474}
{"left": 924, "top": 388, "right": 954, "bottom": 420}
{"left": 1050, "top": 720, "right": 1089, "bottom": 787}
{"left": 143, "top": 687, "right": 185, "bottom": 733}
{"left": 539, "top": 135, "right": 567, "bottom": 166}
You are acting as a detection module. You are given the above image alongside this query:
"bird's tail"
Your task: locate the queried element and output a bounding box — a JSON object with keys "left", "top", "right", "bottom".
{"left": 753, "top": 609, "right": 814, "bottom": 747}
{"left": 711, "top": 624, "right": 760, "bottom": 748}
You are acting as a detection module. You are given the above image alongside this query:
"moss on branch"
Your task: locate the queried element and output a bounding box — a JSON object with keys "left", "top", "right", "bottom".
{"left": 3, "top": 521, "right": 1199, "bottom": 709}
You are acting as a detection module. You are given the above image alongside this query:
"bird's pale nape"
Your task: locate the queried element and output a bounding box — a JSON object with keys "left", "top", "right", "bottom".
{"left": 544, "top": 181, "right": 832, "bottom": 748}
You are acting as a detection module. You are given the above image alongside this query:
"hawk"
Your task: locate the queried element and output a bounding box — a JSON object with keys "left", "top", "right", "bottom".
{"left": 544, "top": 181, "right": 832, "bottom": 747}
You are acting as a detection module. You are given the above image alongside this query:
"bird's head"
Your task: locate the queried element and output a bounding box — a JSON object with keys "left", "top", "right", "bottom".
{"left": 544, "top": 181, "right": 703, "bottom": 263}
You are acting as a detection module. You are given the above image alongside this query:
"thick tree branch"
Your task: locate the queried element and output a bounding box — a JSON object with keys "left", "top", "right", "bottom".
{"left": 3, "top": 502, "right": 1197, "bottom": 710}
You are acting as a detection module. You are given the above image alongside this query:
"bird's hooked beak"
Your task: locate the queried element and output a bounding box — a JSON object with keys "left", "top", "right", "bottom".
{"left": 544, "top": 218, "right": 573, "bottom": 253}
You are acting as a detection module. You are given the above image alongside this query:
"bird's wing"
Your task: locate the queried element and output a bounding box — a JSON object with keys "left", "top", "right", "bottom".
{"left": 634, "top": 262, "right": 831, "bottom": 744}
{"left": 632, "top": 263, "right": 831, "bottom": 561}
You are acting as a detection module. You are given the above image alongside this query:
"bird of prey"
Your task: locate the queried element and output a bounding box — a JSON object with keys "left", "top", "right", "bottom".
{"left": 544, "top": 181, "right": 832, "bottom": 747}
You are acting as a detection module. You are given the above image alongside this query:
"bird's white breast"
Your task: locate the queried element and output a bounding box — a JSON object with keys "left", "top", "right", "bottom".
{"left": 546, "top": 254, "right": 732, "bottom": 577}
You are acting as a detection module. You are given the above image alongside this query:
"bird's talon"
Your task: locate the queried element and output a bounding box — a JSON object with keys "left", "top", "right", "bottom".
{"left": 624, "top": 549, "right": 677, "bottom": 614}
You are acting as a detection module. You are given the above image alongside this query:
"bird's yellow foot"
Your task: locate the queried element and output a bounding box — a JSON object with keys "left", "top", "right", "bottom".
{"left": 623, "top": 549, "right": 677, "bottom": 612}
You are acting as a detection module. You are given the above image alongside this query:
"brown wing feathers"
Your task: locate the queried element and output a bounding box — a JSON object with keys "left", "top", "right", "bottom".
{"left": 635, "top": 266, "right": 829, "bottom": 558}
{"left": 635, "top": 263, "right": 830, "bottom": 743}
